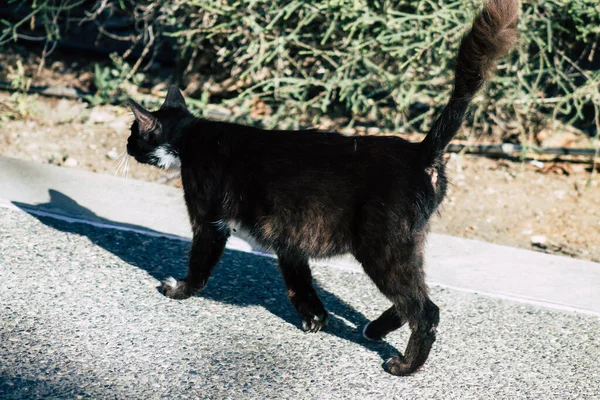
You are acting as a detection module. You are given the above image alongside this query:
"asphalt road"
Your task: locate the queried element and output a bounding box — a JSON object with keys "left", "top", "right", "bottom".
{"left": 1, "top": 207, "right": 599, "bottom": 399}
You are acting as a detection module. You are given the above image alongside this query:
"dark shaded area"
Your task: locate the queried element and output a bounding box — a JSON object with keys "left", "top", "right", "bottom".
{"left": 0, "top": 375, "right": 90, "bottom": 400}
{"left": 0, "top": 3, "right": 177, "bottom": 65}
{"left": 12, "top": 190, "right": 400, "bottom": 363}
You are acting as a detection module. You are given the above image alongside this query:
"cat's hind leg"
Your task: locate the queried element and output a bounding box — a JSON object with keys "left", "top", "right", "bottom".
{"left": 384, "top": 296, "right": 439, "bottom": 376}
{"left": 162, "top": 224, "right": 228, "bottom": 299}
{"left": 276, "top": 251, "right": 328, "bottom": 332}
{"left": 362, "top": 305, "right": 407, "bottom": 341}
{"left": 356, "top": 236, "right": 440, "bottom": 376}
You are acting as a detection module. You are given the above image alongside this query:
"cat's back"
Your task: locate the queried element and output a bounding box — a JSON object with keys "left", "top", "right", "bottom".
{"left": 238, "top": 126, "right": 420, "bottom": 166}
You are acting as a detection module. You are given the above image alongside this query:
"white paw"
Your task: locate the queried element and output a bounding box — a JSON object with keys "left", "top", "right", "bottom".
{"left": 302, "top": 314, "right": 327, "bottom": 333}
{"left": 163, "top": 276, "right": 180, "bottom": 289}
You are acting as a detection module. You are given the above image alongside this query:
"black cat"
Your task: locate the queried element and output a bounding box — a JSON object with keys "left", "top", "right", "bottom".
{"left": 125, "top": 0, "right": 518, "bottom": 376}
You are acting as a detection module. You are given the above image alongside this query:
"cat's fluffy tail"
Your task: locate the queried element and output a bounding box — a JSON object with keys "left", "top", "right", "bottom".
{"left": 420, "top": 0, "right": 518, "bottom": 165}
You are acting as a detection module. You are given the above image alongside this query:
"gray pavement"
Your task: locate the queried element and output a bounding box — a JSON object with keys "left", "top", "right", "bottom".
{"left": 1, "top": 156, "right": 599, "bottom": 399}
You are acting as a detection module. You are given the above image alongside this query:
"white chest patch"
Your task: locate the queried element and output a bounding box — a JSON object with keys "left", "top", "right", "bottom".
{"left": 152, "top": 146, "right": 181, "bottom": 170}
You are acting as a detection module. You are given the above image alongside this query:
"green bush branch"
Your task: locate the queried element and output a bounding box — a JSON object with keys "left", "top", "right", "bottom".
{"left": 1, "top": 0, "right": 599, "bottom": 143}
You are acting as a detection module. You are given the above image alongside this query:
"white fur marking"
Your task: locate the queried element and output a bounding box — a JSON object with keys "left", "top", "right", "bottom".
{"left": 164, "top": 276, "right": 179, "bottom": 288}
{"left": 231, "top": 221, "right": 269, "bottom": 252}
{"left": 152, "top": 146, "right": 181, "bottom": 170}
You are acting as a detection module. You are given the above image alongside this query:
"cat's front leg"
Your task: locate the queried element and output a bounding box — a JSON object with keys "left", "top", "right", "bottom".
{"left": 277, "top": 252, "right": 328, "bottom": 332}
{"left": 162, "top": 224, "right": 228, "bottom": 300}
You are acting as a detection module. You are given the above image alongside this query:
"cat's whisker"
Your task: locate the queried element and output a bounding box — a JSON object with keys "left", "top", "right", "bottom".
{"left": 113, "top": 150, "right": 125, "bottom": 164}
{"left": 112, "top": 150, "right": 125, "bottom": 166}
{"left": 115, "top": 152, "right": 126, "bottom": 169}
{"left": 124, "top": 155, "right": 130, "bottom": 183}
{"left": 115, "top": 150, "right": 129, "bottom": 178}
{"left": 114, "top": 152, "right": 127, "bottom": 177}
{"left": 120, "top": 157, "right": 127, "bottom": 179}
{"left": 119, "top": 155, "right": 128, "bottom": 181}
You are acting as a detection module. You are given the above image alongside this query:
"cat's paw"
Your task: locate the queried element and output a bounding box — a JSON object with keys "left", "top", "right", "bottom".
{"left": 301, "top": 312, "right": 328, "bottom": 333}
{"left": 384, "top": 355, "right": 414, "bottom": 376}
{"left": 161, "top": 277, "right": 195, "bottom": 300}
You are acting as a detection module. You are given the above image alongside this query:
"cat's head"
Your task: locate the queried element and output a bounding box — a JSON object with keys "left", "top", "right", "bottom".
{"left": 126, "top": 85, "right": 191, "bottom": 170}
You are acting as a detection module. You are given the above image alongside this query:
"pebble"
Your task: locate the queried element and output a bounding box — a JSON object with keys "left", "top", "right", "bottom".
{"left": 530, "top": 235, "right": 547, "bottom": 245}
{"left": 529, "top": 160, "right": 544, "bottom": 169}
{"left": 106, "top": 148, "right": 119, "bottom": 160}
{"left": 63, "top": 157, "right": 78, "bottom": 168}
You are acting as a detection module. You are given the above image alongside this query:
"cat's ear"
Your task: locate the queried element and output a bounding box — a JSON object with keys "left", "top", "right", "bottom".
{"left": 128, "top": 99, "right": 158, "bottom": 133}
{"left": 160, "top": 85, "right": 187, "bottom": 110}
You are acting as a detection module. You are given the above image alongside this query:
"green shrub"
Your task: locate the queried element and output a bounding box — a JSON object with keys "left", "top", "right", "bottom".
{"left": 1, "top": 0, "right": 599, "bottom": 143}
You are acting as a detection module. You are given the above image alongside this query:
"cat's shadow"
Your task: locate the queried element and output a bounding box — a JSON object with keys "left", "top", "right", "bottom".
{"left": 13, "top": 189, "right": 400, "bottom": 362}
